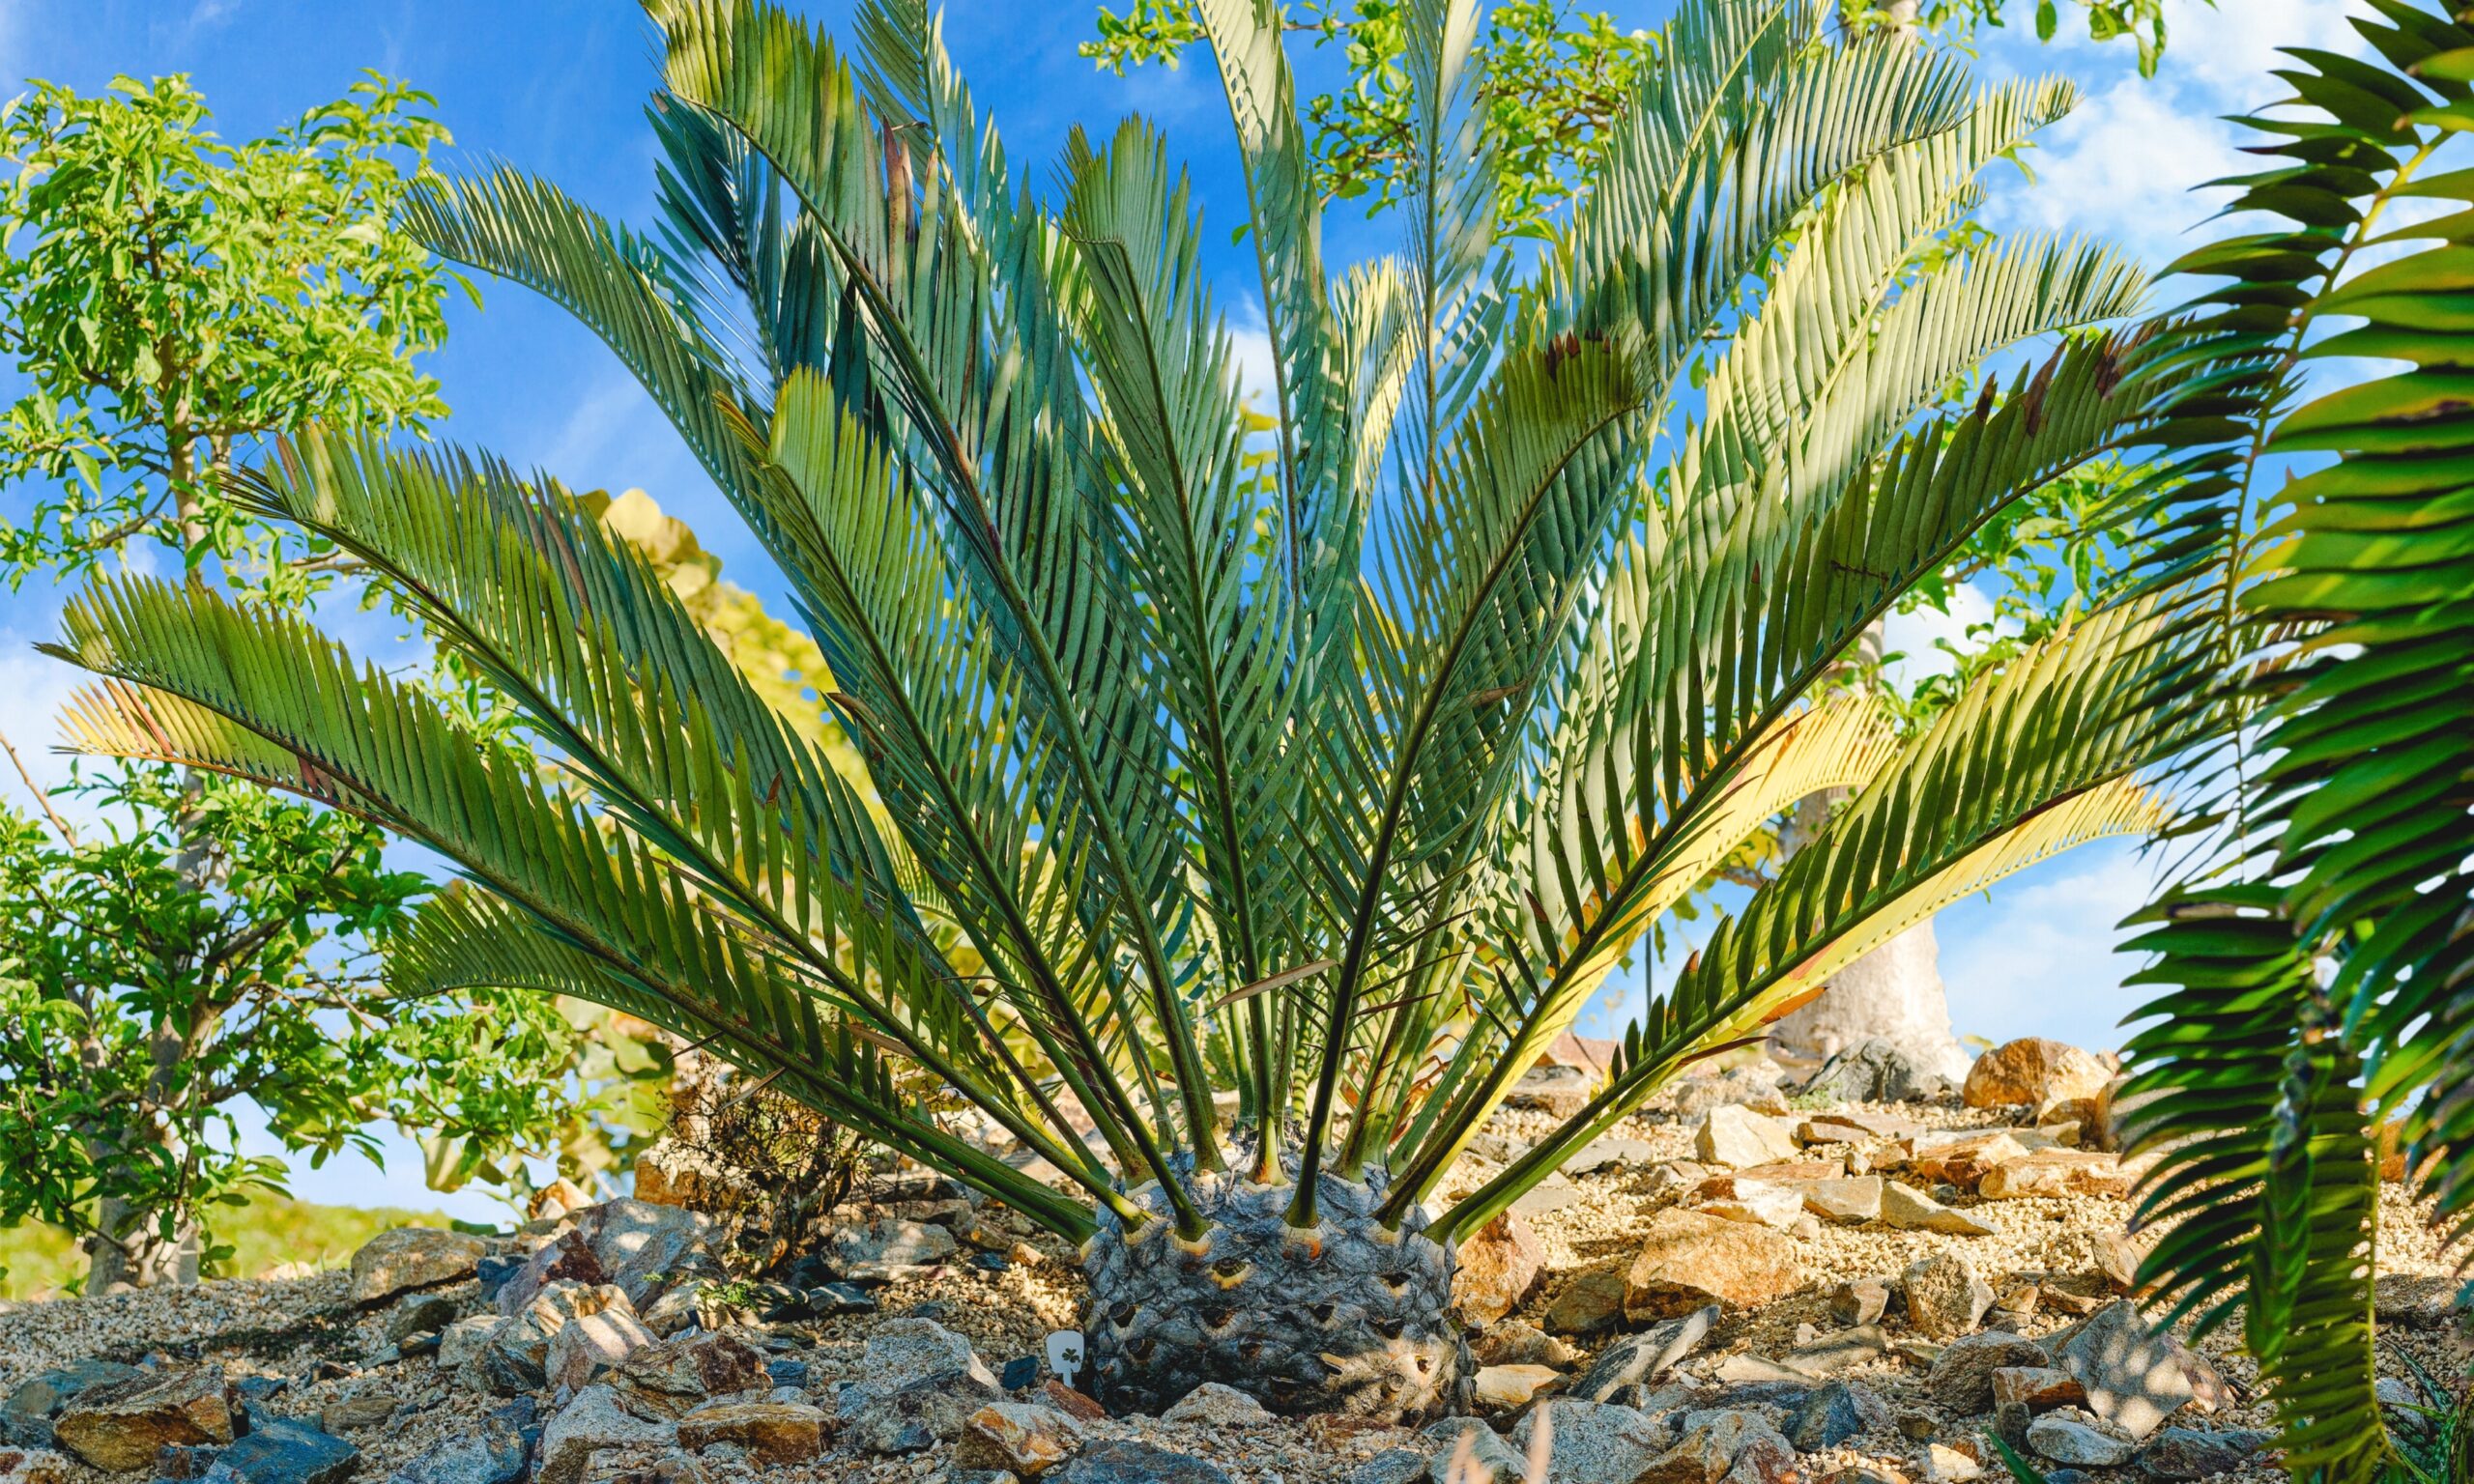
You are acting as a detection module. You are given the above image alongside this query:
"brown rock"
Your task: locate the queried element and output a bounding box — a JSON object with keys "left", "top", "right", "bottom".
{"left": 1801, "top": 1177, "right": 1885, "bottom": 1224}
{"left": 1902, "top": 1253, "right": 1996, "bottom": 1340}
{"left": 1505, "top": 1063, "right": 1597, "bottom": 1117}
{"left": 52, "top": 1369, "right": 233, "bottom": 1472}
{"left": 607, "top": 1330, "right": 769, "bottom": 1419}
{"left": 546, "top": 1303, "right": 655, "bottom": 1391}
{"left": 629, "top": 1139, "right": 744, "bottom": 1213}
{"left": 319, "top": 1396, "right": 399, "bottom": 1432}
{"left": 1473, "top": 1365, "right": 1563, "bottom": 1411}
{"left": 1925, "top": 1332, "right": 2051, "bottom": 1412}
{"left": 1978, "top": 1151, "right": 2136, "bottom": 1201}
{"left": 1879, "top": 1184, "right": 1994, "bottom": 1238}
{"left": 2091, "top": 1230, "right": 2150, "bottom": 1295}
{"left": 955, "top": 1402, "right": 1081, "bottom": 1476}
{"left": 348, "top": 1228, "right": 487, "bottom": 1304}
{"left": 1963, "top": 1039, "right": 2110, "bottom": 1110}
{"left": 1692, "top": 1159, "right": 1848, "bottom": 1201}
{"left": 1992, "top": 1366, "right": 2086, "bottom": 1413}
{"left": 1696, "top": 1105, "right": 1801, "bottom": 1169}
{"left": 1472, "top": 1320, "right": 1576, "bottom": 1368}
{"left": 1624, "top": 1210, "right": 1805, "bottom": 1320}
{"left": 1453, "top": 1213, "right": 1546, "bottom": 1327}
{"left": 1546, "top": 1265, "right": 1629, "bottom": 1337}
{"left": 1037, "top": 1380, "right": 1108, "bottom": 1424}
{"left": 676, "top": 1402, "right": 829, "bottom": 1465}
{"left": 1901, "top": 1132, "right": 2031, "bottom": 1192}
{"left": 1831, "top": 1275, "right": 1898, "bottom": 1327}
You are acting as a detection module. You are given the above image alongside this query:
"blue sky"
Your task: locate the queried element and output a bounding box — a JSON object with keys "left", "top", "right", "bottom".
{"left": 0, "top": 0, "right": 2366, "bottom": 1218}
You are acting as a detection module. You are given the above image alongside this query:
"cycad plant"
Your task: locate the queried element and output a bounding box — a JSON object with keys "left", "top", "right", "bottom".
{"left": 2110, "top": 2, "right": 2474, "bottom": 1479}
{"left": 46, "top": 0, "right": 2199, "bottom": 1419}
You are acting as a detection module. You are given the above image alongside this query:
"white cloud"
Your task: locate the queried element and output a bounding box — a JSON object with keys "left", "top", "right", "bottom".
{"left": 1934, "top": 840, "right": 2167, "bottom": 1052}
{"left": 1227, "top": 301, "right": 1279, "bottom": 416}
{"left": 1881, "top": 580, "right": 2013, "bottom": 690}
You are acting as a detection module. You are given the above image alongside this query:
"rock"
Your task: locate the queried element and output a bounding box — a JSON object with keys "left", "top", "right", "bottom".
{"left": 1800, "top": 1177, "right": 1884, "bottom": 1225}
{"left": 1571, "top": 1306, "right": 1719, "bottom": 1402}
{"left": 2168, "top": 1341, "right": 2234, "bottom": 1414}
{"left": 1545, "top": 1267, "right": 1629, "bottom": 1337}
{"left": 350, "top": 1229, "right": 486, "bottom": 1304}
{"left": 953, "top": 1401, "right": 1081, "bottom": 1476}
{"left": 1424, "top": 1419, "right": 1525, "bottom": 1484}
{"left": 1925, "top": 1332, "right": 2051, "bottom": 1412}
{"left": 384, "top": 1295, "right": 459, "bottom": 1347}
{"left": 2091, "top": 1231, "right": 2148, "bottom": 1296}
{"left": 1903, "top": 1254, "right": 1997, "bottom": 1340}
{"left": 4, "top": 1363, "right": 144, "bottom": 1449}
{"left": 534, "top": 1387, "right": 672, "bottom": 1484}
{"left": 54, "top": 1368, "right": 234, "bottom": 1472}
{"left": 1964, "top": 1039, "right": 2110, "bottom": 1110}
{"left": 606, "top": 1330, "right": 768, "bottom": 1419}
{"left": 1474, "top": 1366, "right": 1563, "bottom": 1411}
{"left": 1638, "top": 1413, "right": 1790, "bottom": 1483}
{"left": 1565, "top": 1138, "right": 1658, "bottom": 1176}
{"left": 1697, "top": 1185, "right": 1808, "bottom": 1232}
{"left": 473, "top": 1282, "right": 625, "bottom": 1396}
{"left": 544, "top": 1301, "right": 655, "bottom": 1391}
{"left": 0, "top": 1449, "right": 72, "bottom": 1484}
{"left": 1473, "top": 1320, "right": 1576, "bottom": 1369}
{"left": 1691, "top": 1160, "right": 1845, "bottom": 1200}
{"left": 1454, "top": 1213, "right": 1547, "bottom": 1327}
{"left": 1894, "top": 1411, "right": 1936, "bottom": 1441}
{"left": 498, "top": 1201, "right": 709, "bottom": 1318}
{"left": 1349, "top": 1447, "right": 1431, "bottom": 1484}
{"left": 1505, "top": 1064, "right": 1598, "bottom": 1117}
{"left": 2026, "top": 1409, "right": 2135, "bottom": 1467}
{"left": 1670, "top": 1063, "right": 1784, "bottom": 1120}
{"left": 1161, "top": 1384, "right": 1271, "bottom": 1427}
{"left": 1978, "top": 1152, "right": 2136, "bottom": 1201}
{"left": 196, "top": 1417, "right": 357, "bottom": 1484}
{"left": 1900, "top": 1132, "right": 2035, "bottom": 1192}
{"left": 1992, "top": 1366, "right": 2086, "bottom": 1413}
{"left": 420, "top": 1307, "right": 492, "bottom": 1369}
{"left": 1832, "top": 1276, "right": 1898, "bottom": 1327}
{"left": 826, "top": 1217, "right": 957, "bottom": 1283}
{"left": 627, "top": 1139, "right": 742, "bottom": 1213}
{"left": 832, "top": 1325, "right": 1005, "bottom": 1454}
{"left": 1711, "top": 1356, "right": 1812, "bottom": 1386}
{"left": 1037, "top": 1381, "right": 1107, "bottom": 1425}
{"left": 1880, "top": 1184, "right": 1994, "bottom": 1238}
{"left": 1625, "top": 1211, "right": 1802, "bottom": 1320}
{"left": 1790, "top": 1381, "right": 1891, "bottom": 1449}
{"left": 1918, "top": 1442, "right": 1983, "bottom": 1482}
{"left": 1052, "top": 1440, "right": 1232, "bottom": 1484}
{"left": 1695, "top": 1106, "right": 1801, "bottom": 1169}
{"left": 2137, "top": 1425, "right": 2273, "bottom": 1478}
{"left": 2050, "top": 1301, "right": 2193, "bottom": 1441}
{"left": 1799, "top": 1039, "right": 1953, "bottom": 1103}
{"left": 386, "top": 1405, "right": 529, "bottom": 1484}
{"left": 674, "top": 1402, "right": 830, "bottom": 1466}
{"left": 1726, "top": 1431, "right": 1799, "bottom": 1484}
{"left": 1780, "top": 1326, "right": 1890, "bottom": 1377}
{"left": 317, "top": 1398, "right": 396, "bottom": 1433}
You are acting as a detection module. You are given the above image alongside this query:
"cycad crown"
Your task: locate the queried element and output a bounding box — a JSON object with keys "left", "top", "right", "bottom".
{"left": 46, "top": 0, "right": 2197, "bottom": 1419}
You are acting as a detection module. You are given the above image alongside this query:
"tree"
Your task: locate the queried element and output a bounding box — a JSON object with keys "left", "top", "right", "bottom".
{"left": 0, "top": 72, "right": 620, "bottom": 1291}
{"left": 2104, "top": 5, "right": 2474, "bottom": 1477}
{"left": 46, "top": 0, "right": 2201, "bottom": 1418}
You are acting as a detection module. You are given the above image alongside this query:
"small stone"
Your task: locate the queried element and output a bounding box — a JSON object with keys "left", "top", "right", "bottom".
{"left": 1545, "top": 1267, "right": 1627, "bottom": 1337}
{"left": 1880, "top": 1184, "right": 1994, "bottom": 1238}
{"left": 1790, "top": 1381, "right": 1890, "bottom": 1449}
{"left": 2051, "top": 1301, "right": 2193, "bottom": 1441}
{"left": 1637, "top": 1413, "right": 1767, "bottom": 1483}
{"left": 1695, "top": 1106, "right": 1802, "bottom": 1169}
{"left": 197, "top": 1418, "right": 357, "bottom": 1484}
{"left": 53, "top": 1368, "right": 235, "bottom": 1472}
{"left": 1424, "top": 1417, "right": 1528, "bottom": 1484}
{"left": 1979, "top": 1152, "right": 2135, "bottom": 1201}
{"left": 436, "top": 1316, "right": 498, "bottom": 1372}
{"left": 1348, "top": 1446, "right": 1431, "bottom": 1484}
{"left": 1037, "top": 1382, "right": 1107, "bottom": 1425}
{"left": 1903, "top": 1253, "right": 1997, "bottom": 1340}
{"left": 387, "top": 1296, "right": 460, "bottom": 1346}
{"left": 1571, "top": 1306, "right": 1718, "bottom": 1402}
{"left": 0, "top": 1449, "right": 72, "bottom": 1484}
{"left": 863, "top": 1318, "right": 1003, "bottom": 1394}
{"left": 1798, "top": 1038, "right": 1955, "bottom": 1103}
{"left": 607, "top": 1330, "right": 769, "bottom": 1419}
{"left": 1000, "top": 1356, "right": 1044, "bottom": 1391}
{"left": 826, "top": 1218, "right": 957, "bottom": 1283}
{"left": 350, "top": 1229, "right": 487, "bottom": 1304}
{"left": 1698, "top": 1185, "right": 1808, "bottom": 1232}
{"left": 318, "top": 1398, "right": 397, "bottom": 1433}
{"left": 1161, "top": 1384, "right": 1271, "bottom": 1427}
{"left": 2026, "top": 1409, "right": 2135, "bottom": 1467}
{"left": 2136, "top": 1425, "right": 2273, "bottom": 1479}
{"left": 675, "top": 1402, "right": 829, "bottom": 1466}
{"left": 2091, "top": 1231, "right": 2148, "bottom": 1296}
{"left": 1504, "top": 1064, "right": 1597, "bottom": 1117}
{"left": 1992, "top": 1366, "right": 2085, "bottom": 1413}
{"left": 1798, "top": 1177, "right": 1884, "bottom": 1225}
{"left": 1925, "top": 1332, "right": 2051, "bottom": 1412}
{"left": 1919, "top": 1442, "right": 1983, "bottom": 1482}
{"left": 1474, "top": 1366, "right": 1564, "bottom": 1411}
{"left": 545, "top": 1304, "right": 655, "bottom": 1391}
{"left": 1052, "top": 1440, "right": 1233, "bottom": 1484}
{"left": 1895, "top": 1411, "right": 1936, "bottom": 1441}
{"left": 1515, "top": 1399, "right": 1675, "bottom": 1484}
{"left": 1625, "top": 1211, "right": 1803, "bottom": 1320}
{"left": 536, "top": 1388, "right": 673, "bottom": 1484}
{"left": 1900, "top": 1133, "right": 2035, "bottom": 1192}
{"left": 1831, "top": 1275, "right": 1897, "bottom": 1327}
{"left": 1453, "top": 1213, "right": 1547, "bottom": 1327}
{"left": 1964, "top": 1039, "right": 2110, "bottom": 1109}
{"left": 1473, "top": 1320, "right": 1576, "bottom": 1369}
{"left": 1781, "top": 1326, "right": 1890, "bottom": 1377}
{"left": 1564, "top": 1138, "right": 1658, "bottom": 1176}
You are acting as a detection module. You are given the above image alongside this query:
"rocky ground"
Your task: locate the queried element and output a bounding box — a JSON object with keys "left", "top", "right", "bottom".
{"left": 1, "top": 1038, "right": 2466, "bottom": 1484}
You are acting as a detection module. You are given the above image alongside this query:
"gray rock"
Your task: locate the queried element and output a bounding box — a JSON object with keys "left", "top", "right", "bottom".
{"left": 605, "top": 1330, "right": 768, "bottom": 1420}
{"left": 835, "top": 1374, "right": 1002, "bottom": 1453}
{"left": 1422, "top": 1419, "right": 1526, "bottom": 1484}
{"left": 2137, "top": 1426, "right": 2273, "bottom": 1479}
{"left": 1348, "top": 1446, "right": 1431, "bottom": 1484}
{"left": 350, "top": 1229, "right": 485, "bottom": 1304}
{"left": 435, "top": 1317, "right": 497, "bottom": 1373}
{"left": 1925, "top": 1332, "right": 2051, "bottom": 1413}
{"left": 1570, "top": 1306, "right": 1718, "bottom": 1402}
{"left": 1504, "top": 1064, "right": 1597, "bottom": 1117}
{"left": 1670, "top": 1064, "right": 1783, "bottom": 1119}
{"left": 1780, "top": 1325, "right": 1889, "bottom": 1377}
{"left": 1789, "top": 1380, "right": 1890, "bottom": 1450}
{"left": 533, "top": 1386, "right": 673, "bottom": 1484}
{"left": 384, "top": 1295, "right": 459, "bottom": 1347}
{"left": 1903, "top": 1253, "right": 1997, "bottom": 1340}
{"left": 1510, "top": 1399, "right": 1670, "bottom": 1484}
{"left": 543, "top": 1304, "right": 654, "bottom": 1392}
{"left": 1798, "top": 1038, "right": 1952, "bottom": 1103}
{"left": 1160, "top": 1384, "right": 1272, "bottom": 1427}
{"left": 1563, "top": 1139, "right": 1657, "bottom": 1176}
{"left": 387, "top": 1406, "right": 530, "bottom": 1484}
{"left": 3, "top": 1362, "right": 144, "bottom": 1448}
{"left": 2027, "top": 1409, "right": 2136, "bottom": 1467}
{"left": 1052, "top": 1440, "right": 1234, "bottom": 1484}
{"left": 2051, "top": 1301, "right": 2194, "bottom": 1441}
{"left": 861, "top": 1318, "right": 1001, "bottom": 1393}
{"left": 824, "top": 1218, "right": 956, "bottom": 1285}
{"left": 198, "top": 1417, "right": 357, "bottom": 1484}
{"left": 497, "top": 1201, "right": 709, "bottom": 1318}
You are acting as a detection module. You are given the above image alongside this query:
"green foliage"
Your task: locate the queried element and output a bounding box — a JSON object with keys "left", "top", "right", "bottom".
{"left": 0, "top": 1190, "right": 456, "bottom": 1301}
{"left": 0, "top": 72, "right": 466, "bottom": 595}
{"left": 47, "top": 0, "right": 2190, "bottom": 1270}
{"left": 2114, "top": 2, "right": 2474, "bottom": 1477}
